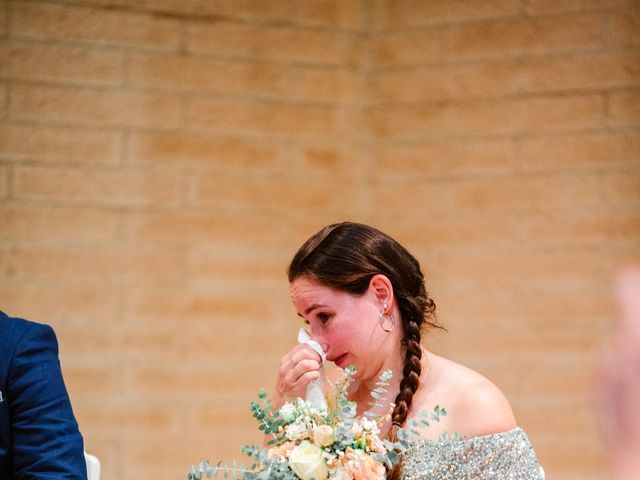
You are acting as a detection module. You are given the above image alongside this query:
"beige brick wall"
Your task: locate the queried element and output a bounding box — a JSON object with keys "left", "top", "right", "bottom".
{"left": 1, "top": 1, "right": 639, "bottom": 479}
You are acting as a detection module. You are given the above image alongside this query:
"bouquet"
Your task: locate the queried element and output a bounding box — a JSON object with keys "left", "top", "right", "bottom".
{"left": 188, "top": 366, "right": 445, "bottom": 480}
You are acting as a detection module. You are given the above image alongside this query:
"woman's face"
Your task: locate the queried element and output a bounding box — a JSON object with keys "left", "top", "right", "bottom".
{"left": 289, "top": 276, "right": 397, "bottom": 381}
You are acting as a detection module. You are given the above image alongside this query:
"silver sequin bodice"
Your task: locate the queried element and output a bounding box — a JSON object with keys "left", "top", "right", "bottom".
{"left": 402, "top": 427, "right": 544, "bottom": 480}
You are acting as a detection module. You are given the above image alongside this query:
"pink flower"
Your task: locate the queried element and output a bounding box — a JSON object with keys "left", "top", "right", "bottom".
{"left": 350, "top": 451, "right": 386, "bottom": 480}
{"left": 368, "top": 433, "right": 386, "bottom": 454}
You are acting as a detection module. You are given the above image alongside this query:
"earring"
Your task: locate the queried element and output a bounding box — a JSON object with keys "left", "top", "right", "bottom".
{"left": 379, "top": 304, "right": 395, "bottom": 333}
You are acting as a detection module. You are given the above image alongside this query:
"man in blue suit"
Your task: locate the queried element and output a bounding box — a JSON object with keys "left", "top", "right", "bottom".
{"left": 0, "top": 311, "right": 87, "bottom": 479}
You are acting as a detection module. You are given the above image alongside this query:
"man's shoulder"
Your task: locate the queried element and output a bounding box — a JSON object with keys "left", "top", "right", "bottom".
{"left": 0, "top": 312, "right": 59, "bottom": 391}
{"left": 0, "top": 311, "right": 53, "bottom": 350}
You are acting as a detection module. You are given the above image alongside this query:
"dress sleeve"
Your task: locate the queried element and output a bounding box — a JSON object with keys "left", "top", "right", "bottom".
{"left": 8, "top": 323, "right": 87, "bottom": 480}
{"left": 402, "top": 428, "right": 544, "bottom": 480}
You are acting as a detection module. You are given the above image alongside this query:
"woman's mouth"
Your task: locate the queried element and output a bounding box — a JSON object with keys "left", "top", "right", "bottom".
{"left": 332, "top": 353, "right": 349, "bottom": 368}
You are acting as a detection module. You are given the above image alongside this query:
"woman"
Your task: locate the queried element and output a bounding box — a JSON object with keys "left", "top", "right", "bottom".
{"left": 272, "top": 222, "right": 543, "bottom": 479}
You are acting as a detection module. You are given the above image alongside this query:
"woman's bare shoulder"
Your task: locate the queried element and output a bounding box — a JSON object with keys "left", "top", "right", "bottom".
{"left": 451, "top": 373, "right": 517, "bottom": 438}
{"left": 413, "top": 353, "right": 517, "bottom": 440}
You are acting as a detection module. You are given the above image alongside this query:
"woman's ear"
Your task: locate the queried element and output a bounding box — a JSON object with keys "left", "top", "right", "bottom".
{"left": 369, "top": 274, "right": 394, "bottom": 311}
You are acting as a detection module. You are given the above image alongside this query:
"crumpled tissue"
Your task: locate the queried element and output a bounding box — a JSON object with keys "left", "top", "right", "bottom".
{"left": 297, "top": 328, "right": 327, "bottom": 411}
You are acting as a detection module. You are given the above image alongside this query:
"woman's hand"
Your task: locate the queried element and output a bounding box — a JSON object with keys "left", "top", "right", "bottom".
{"left": 272, "top": 344, "right": 322, "bottom": 409}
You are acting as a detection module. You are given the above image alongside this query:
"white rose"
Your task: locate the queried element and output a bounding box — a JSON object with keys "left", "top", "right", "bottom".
{"left": 279, "top": 402, "right": 297, "bottom": 422}
{"left": 288, "top": 441, "right": 329, "bottom": 480}
{"left": 312, "top": 425, "right": 335, "bottom": 447}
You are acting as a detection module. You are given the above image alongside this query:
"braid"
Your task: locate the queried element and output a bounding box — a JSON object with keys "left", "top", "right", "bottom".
{"left": 386, "top": 283, "right": 436, "bottom": 480}
{"left": 392, "top": 319, "right": 422, "bottom": 426}
{"left": 386, "top": 315, "right": 422, "bottom": 480}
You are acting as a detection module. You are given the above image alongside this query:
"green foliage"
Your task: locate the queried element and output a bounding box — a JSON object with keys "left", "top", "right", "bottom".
{"left": 377, "top": 404, "right": 448, "bottom": 465}
{"left": 249, "top": 389, "right": 284, "bottom": 439}
{"left": 187, "top": 371, "right": 448, "bottom": 480}
{"left": 365, "top": 369, "right": 392, "bottom": 419}
{"left": 187, "top": 461, "right": 250, "bottom": 480}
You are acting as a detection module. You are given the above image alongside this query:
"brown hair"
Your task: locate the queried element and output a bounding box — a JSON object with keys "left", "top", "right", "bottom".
{"left": 288, "top": 222, "right": 440, "bottom": 480}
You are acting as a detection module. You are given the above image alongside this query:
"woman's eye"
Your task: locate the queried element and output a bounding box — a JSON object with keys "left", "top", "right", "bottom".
{"left": 318, "top": 313, "right": 331, "bottom": 323}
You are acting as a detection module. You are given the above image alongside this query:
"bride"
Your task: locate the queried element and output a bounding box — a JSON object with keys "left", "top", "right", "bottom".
{"left": 271, "top": 222, "right": 544, "bottom": 479}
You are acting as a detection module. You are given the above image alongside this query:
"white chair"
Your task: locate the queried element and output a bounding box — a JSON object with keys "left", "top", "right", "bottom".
{"left": 84, "top": 452, "right": 100, "bottom": 480}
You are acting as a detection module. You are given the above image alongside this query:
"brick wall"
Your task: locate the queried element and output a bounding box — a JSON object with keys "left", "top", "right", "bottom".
{"left": 368, "top": 2, "right": 639, "bottom": 479}
{"left": 1, "top": 1, "right": 639, "bottom": 479}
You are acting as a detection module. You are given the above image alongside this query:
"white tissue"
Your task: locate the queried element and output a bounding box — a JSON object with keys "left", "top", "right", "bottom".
{"left": 297, "top": 328, "right": 327, "bottom": 411}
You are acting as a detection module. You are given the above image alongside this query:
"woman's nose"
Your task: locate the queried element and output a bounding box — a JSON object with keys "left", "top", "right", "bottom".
{"left": 308, "top": 329, "right": 329, "bottom": 355}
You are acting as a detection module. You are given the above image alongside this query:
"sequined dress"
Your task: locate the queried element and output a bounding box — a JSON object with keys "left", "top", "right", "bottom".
{"left": 402, "top": 427, "right": 544, "bottom": 480}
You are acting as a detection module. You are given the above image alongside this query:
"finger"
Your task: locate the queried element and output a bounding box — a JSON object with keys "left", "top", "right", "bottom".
{"left": 291, "top": 344, "right": 322, "bottom": 363}
{"left": 283, "top": 359, "right": 320, "bottom": 386}
{"left": 281, "top": 359, "right": 321, "bottom": 395}
{"left": 278, "top": 372, "right": 314, "bottom": 401}
{"left": 280, "top": 344, "right": 322, "bottom": 372}
{"left": 292, "top": 359, "right": 321, "bottom": 382}
{"left": 279, "top": 348, "right": 304, "bottom": 372}
{"left": 293, "top": 370, "right": 320, "bottom": 389}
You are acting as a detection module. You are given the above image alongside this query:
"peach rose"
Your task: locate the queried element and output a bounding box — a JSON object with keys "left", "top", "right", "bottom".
{"left": 313, "top": 425, "right": 335, "bottom": 447}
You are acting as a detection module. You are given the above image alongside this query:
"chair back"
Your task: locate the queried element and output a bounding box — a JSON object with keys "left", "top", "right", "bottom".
{"left": 84, "top": 452, "right": 101, "bottom": 480}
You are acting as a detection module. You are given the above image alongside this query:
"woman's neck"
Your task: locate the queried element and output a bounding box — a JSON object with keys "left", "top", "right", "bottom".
{"left": 350, "top": 347, "right": 406, "bottom": 418}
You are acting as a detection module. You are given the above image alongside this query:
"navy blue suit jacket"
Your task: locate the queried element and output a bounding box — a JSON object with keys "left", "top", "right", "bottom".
{"left": 0, "top": 312, "right": 87, "bottom": 480}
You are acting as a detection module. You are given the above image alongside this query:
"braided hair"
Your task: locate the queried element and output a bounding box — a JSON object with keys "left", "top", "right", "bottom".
{"left": 288, "top": 222, "right": 439, "bottom": 480}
